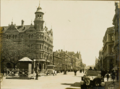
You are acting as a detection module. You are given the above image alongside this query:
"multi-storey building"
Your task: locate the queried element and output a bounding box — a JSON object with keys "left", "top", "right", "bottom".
{"left": 1, "top": 4, "right": 53, "bottom": 72}
{"left": 113, "top": 2, "right": 119, "bottom": 70}
{"left": 53, "top": 50, "right": 83, "bottom": 71}
{"left": 102, "top": 27, "right": 115, "bottom": 72}
{"left": 98, "top": 49, "right": 104, "bottom": 70}
{"left": 95, "top": 57, "right": 99, "bottom": 70}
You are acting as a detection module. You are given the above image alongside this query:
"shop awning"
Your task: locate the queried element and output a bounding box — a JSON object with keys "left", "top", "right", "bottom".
{"left": 19, "top": 57, "right": 32, "bottom": 62}
{"left": 47, "top": 60, "right": 50, "bottom": 62}
{"left": 112, "top": 65, "right": 119, "bottom": 70}
{"left": 37, "top": 59, "right": 46, "bottom": 61}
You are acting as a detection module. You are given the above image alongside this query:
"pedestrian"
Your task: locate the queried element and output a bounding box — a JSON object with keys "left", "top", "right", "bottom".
{"left": 74, "top": 70, "right": 77, "bottom": 76}
{"left": 116, "top": 69, "right": 119, "bottom": 82}
{"left": 102, "top": 70, "right": 106, "bottom": 79}
{"left": 35, "top": 63, "right": 39, "bottom": 80}
{"left": 106, "top": 72, "right": 109, "bottom": 81}
{"left": 83, "top": 69, "right": 84, "bottom": 73}
{"left": 89, "top": 67, "right": 92, "bottom": 70}
{"left": 111, "top": 70, "right": 115, "bottom": 82}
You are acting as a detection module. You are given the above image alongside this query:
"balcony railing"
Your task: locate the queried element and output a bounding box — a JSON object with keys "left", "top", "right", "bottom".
{"left": 103, "top": 53, "right": 115, "bottom": 59}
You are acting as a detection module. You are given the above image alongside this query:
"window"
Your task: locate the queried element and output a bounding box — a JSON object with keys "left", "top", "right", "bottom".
{"left": 40, "top": 44, "right": 41, "bottom": 49}
{"left": 13, "top": 35, "right": 14, "bottom": 39}
{"left": 8, "top": 35, "right": 11, "bottom": 39}
{"left": 7, "top": 35, "right": 8, "bottom": 39}
{"left": 21, "top": 35, "right": 23, "bottom": 38}
{"left": 15, "top": 35, "right": 17, "bottom": 39}
{"left": 29, "top": 34, "right": 30, "bottom": 38}
{"left": 112, "top": 36, "right": 114, "bottom": 41}
{"left": 31, "top": 34, "right": 33, "bottom": 38}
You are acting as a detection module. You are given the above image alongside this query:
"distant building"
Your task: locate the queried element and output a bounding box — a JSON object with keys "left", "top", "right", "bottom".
{"left": 1, "top": 4, "right": 53, "bottom": 72}
{"left": 98, "top": 49, "right": 104, "bottom": 70}
{"left": 53, "top": 50, "right": 83, "bottom": 71}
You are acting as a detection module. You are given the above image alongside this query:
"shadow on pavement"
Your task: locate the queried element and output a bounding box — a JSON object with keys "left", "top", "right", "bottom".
{"left": 65, "top": 87, "right": 81, "bottom": 89}
{"left": 75, "top": 76, "right": 83, "bottom": 77}
{"left": 61, "top": 82, "right": 81, "bottom": 87}
{"left": 6, "top": 76, "right": 34, "bottom": 80}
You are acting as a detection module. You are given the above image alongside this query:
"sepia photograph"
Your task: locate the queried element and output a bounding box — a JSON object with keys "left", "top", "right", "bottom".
{"left": 0, "top": 0, "right": 119, "bottom": 89}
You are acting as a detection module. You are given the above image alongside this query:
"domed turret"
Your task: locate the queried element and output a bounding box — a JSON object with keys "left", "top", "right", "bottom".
{"left": 35, "top": 4, "right": 44, "bottom": 14}
{"left": 34, "top": 3, "right": 44, "bottom": 31}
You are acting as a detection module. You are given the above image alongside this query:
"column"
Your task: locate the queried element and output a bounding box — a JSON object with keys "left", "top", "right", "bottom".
{"left": 42, "top": 63, "right": 44, "bottom": 70}
{"left": 107, "top": 45, "right": 110, "bottom": 55}
{"left": 107, "top": 59, "right": 109, "bottom": 72}
{"left": 107, "top": 34, "right": 110, "bottom": 42}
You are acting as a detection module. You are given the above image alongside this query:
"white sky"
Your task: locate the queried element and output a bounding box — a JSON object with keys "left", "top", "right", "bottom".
{"left": 1, "top": 0, "right": 116, "bottom": 66}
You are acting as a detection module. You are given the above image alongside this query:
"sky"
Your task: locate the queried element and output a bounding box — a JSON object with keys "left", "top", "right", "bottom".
{"left": 1, "top": 0, "right": 116, "bottom": 66}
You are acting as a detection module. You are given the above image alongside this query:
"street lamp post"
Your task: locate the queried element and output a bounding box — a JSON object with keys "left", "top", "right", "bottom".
{"left": 53, "top": 52, "right": 54, "bottom": 65}
{"left": 64, "top": 52, "right": 66, "bottom": 74}
{"left": 33, "top": 59, "right": 36, "bottom": 76}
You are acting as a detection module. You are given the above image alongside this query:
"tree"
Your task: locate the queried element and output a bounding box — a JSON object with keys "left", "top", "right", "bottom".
{"left": 1, "top": 39, "right": 32, "bottom": 69}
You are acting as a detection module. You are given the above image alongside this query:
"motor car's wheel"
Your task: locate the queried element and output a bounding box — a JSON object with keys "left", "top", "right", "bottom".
{"left": 94, "top": 78, "right": 101, "bottom": 86}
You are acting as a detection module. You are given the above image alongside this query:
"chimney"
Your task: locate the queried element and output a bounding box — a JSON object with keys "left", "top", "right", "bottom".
{"left": 21, "top": 20, "right": 24, "bottom": 26}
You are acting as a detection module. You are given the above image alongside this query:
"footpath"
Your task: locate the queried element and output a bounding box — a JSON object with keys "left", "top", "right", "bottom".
{"left": 103, "top": 77, "right": 119, "bottom": 89}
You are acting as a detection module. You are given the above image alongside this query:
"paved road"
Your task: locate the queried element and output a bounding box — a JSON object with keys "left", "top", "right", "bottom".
{"left": 1, "top": 72, "right": 84, "bottom": 89}
{"left": 1, "top": 72, "right": 118, "bottom": 89}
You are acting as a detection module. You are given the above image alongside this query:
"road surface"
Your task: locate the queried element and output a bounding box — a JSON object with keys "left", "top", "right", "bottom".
{"left": 1, "top": 72, "right": 84, "bottom": 89}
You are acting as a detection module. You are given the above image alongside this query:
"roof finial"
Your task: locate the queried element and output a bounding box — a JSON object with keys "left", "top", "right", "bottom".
{"left": 11, "top": 18, "right": 13, "bottom": 25}
{"left": 31, "top": 20, "right": 32, "bottom": 25}
{"left": 39, "top": 0, "right": 40, "bottom": 7}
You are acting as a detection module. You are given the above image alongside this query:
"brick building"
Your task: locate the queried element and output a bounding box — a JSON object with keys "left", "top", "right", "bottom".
{"left": 1, "top": 4, "right": 53, "bottom": 72}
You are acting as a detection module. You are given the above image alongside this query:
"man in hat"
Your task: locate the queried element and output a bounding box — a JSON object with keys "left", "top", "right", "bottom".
{"left": 35, "top": 63, "right": 39, "bottom": 80}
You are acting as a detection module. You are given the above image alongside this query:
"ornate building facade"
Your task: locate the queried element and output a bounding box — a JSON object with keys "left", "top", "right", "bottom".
{"left": 113, "top": 2, "right": 119, "bottom": 70}
{"left": 102, "top": 27, "right": 115, "bottom": 72}
{"left": 1, "top": 4, "right": 53, "bottom": 72}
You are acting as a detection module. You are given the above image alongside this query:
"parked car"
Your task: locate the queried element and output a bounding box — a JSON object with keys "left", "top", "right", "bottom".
{"left": 80, "top": 70, "right": 105, "bottom": 88}
{"left": 46, "top": 65, "right": 57, "bottom": 76}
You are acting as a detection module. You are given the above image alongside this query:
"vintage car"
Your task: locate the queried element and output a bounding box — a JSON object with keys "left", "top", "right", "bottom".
{"left": 46, "top": 65, "right": 57, "bottom": 76}
{"left": 80, "top": 70, "right": 105, "bottom": 88}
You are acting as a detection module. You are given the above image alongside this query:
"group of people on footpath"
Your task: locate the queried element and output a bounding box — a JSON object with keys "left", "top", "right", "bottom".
{"left": 101, "top": 69, "right": 119, "bottom": 82}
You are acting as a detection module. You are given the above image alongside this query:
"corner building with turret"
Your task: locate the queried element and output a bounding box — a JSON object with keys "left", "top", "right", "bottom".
{"left": 1, "top": 4, "right": 53, "bottom": 72}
